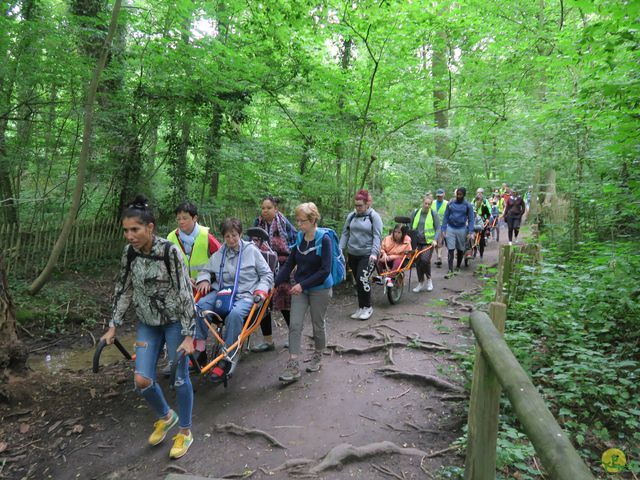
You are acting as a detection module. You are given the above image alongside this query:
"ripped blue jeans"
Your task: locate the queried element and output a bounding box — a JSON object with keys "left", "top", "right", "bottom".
{"left": 135, "top": 322, "right": 193, "bottom": 429}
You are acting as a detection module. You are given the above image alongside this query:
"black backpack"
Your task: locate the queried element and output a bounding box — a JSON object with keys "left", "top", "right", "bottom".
{"left": 121, "top": 242, "right": 182, "bottom": 288}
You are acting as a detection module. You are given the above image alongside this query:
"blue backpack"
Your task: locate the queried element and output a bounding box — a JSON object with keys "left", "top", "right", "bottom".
{"left": 293, "top": 228, "right": 346, "bottom": 289}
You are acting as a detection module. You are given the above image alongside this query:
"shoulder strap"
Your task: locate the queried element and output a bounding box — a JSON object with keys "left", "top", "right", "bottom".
{"left": 346, "top": 211, "right": 356, "bottom": 229}
{"left": 123, "top": 245, "right": 138, "bottom": 286}
{"left": 165, "top": 242, "right": 181, "bottom": 288}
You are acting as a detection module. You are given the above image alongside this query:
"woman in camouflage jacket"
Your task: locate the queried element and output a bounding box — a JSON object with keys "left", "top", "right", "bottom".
{"left": 101, "top": 195, "right": 196, "bottom": 460}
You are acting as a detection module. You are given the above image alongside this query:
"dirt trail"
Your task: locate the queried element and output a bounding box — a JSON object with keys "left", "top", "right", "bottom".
{"left": 0, "top": 240, "right": 502, "bottom": 480}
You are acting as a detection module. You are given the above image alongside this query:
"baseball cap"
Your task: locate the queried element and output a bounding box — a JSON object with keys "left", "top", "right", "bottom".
{"left": 436, "top": 189, "right": 444, "bottom": 196}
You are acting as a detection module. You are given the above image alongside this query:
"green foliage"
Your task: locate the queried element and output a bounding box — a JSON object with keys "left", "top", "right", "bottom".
{"left": 457, "top": 241, "right": 640, "bottom": 477}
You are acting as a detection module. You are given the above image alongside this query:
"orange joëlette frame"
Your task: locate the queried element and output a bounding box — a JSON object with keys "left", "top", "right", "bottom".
{"left": 472, "top": 219, "right": 491, "bottom": 248}
{"left": 196, "top": 290, "right": 273, "bottom": 375}
{"left": 377, "top": 244, "right": 434, "bottom": 279}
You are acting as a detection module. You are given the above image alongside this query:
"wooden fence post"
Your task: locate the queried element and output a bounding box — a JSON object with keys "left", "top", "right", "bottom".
{"left": 469, "top": 311, "right": 595, "bottom": 480}
{"left": 464, "top": 302, "right": 507, "bottom": 480}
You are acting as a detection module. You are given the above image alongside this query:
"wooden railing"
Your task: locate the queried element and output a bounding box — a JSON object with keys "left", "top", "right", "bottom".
{"left": 464, "top": 244, "right": 594, "bottom": 479}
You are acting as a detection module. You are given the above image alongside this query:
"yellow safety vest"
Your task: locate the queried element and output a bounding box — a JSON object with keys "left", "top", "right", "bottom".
{"left": 412, "top": 208, "right": 435, "bottom": 242}
{"left": 432, "top": 199, "right": 448, "bottom": 222}
{"left": 167, "top": 226, "right": 211, "bottom": 279}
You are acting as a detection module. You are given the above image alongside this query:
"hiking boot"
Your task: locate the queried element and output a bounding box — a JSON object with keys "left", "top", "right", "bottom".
{"left": 251, "top": 342, "right": 275, "bottom": 353}
{"left": 306, "top": 351, "right": 322, "bottom": 373}
{"left": 169, "top": 431, "right": 193, "bottom": 459}
{"left": 359, "top": 306, "right": 373, "bottom": 320}
{"left": 412, "top": 281, "right": 425, "bottom": 293}
{"left": 279, "top": 360, "right": 301, "bottom": 382}
{"left": 350, "top": 308, "right": 363, "bottom": 319}
{"left": 148, "top": 410, "right": 178, "bottom": 446}
{"left": 426, "top": 278, "right": 433, "bottom": 291}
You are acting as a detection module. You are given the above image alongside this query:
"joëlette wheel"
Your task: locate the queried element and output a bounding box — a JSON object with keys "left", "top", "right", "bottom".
{"left": 387, "top": 272, "right": 404, "bottom": 304}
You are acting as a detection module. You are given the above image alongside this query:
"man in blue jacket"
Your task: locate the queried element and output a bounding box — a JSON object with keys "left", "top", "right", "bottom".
{"left": 441, "top": 187, "right": 474, "bottom": 278}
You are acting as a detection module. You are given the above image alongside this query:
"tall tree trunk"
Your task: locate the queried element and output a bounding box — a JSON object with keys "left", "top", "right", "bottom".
{"left": 203, "top": 101, "right": 223, "bottom": 200}
{"left": 28, "top": 0, "right": 123, "bottom": 295}
{"left": 432, "top": 28, "right": 450, "bottom": 179}
{"left": 0, "top": 252, "right": 26, "bottom": 402}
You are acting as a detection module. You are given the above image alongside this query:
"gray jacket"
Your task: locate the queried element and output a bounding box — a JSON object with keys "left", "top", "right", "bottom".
{"left": 339, "top": 208, "right": 383, "bottom": 257}
{"left": 197, "top": 239, "right": 273, "bottom": 301}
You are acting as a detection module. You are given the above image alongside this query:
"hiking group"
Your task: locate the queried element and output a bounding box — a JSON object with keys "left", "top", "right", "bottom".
{"left": 99, "top": 184, "right": 526, "bottom": 459}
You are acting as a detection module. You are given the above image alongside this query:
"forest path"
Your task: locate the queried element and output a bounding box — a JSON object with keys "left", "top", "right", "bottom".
{"left": 1, "top": 237, "right": 504, "bottom": 480}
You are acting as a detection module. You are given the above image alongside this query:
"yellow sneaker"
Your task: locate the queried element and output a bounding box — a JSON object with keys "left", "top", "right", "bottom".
{"left": 169, "top": 431, "right": 193, "bottom": 459}
{"left": 148, "top": 410, "right": 178, "bottom": 446}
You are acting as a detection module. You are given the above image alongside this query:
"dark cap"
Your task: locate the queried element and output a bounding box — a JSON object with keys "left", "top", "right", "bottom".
{"left": 436, "top": 189, "right": 445, "bottom": 196}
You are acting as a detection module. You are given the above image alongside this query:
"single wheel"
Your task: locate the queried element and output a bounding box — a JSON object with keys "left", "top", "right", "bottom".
{"left": 464, "top": 257, "right": 470, "bottom": 267}
{"left": 387, "top": 272, "right": 404, "bottom": 305}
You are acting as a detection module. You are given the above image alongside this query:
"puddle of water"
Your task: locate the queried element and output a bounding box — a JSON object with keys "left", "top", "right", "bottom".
{"left": 29, "top": 332, "right": 138, "bottom": 374}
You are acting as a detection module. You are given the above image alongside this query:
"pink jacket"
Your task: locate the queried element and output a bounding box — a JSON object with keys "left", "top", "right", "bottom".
{"left": 380, "top": 234, "right": 412, "bottom": 260}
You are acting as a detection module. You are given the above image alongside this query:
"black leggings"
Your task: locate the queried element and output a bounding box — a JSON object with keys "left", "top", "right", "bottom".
{"left": 348, "top": 254, "right": 374, "bottom": 308}
{"left": 259, "top": 309, "right": 290, "bottom": 337}
{"left": 506, "top": 216, "right": 522, "bottom": 242}
{"left": 448, "top": 249, "right": 464, "bottom": 271}
{"left": 415, "top": 245, "right": 433, "bottom": 282}
{"left": 477, "top": 230, "right": 487, "bottom": 258}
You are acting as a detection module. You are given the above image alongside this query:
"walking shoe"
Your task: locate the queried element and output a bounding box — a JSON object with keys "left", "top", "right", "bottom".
{"left": 350, "top": 308, "right": 363, "bottom": 319}
{"left": 279, "top": 360, "right": 301, "bottom": 382}
{"left": 426, "top": 278, "right": 433, "bottom": 291}
{"left": 148, "top": 410, "right": 178, "bottom": 446}
{"left": 385, "top": 277, "right": 394, "bottom": 288}
{"left": 250, "top": 342, "right": 275, "bottom": 353}
{"left": 435, "top": 260, "right": 442, "bottom": 268}
{"left": 412, "top": 281, "right": 425, "bottom": 293}
{"left": 169, "top": 431, "right": 193, "bottom": 459}
{"left": 306, "top": 351, "right": 322, "bottom": 372}
{"left": 359, "top": 306, "right": 373, "bottom": 320}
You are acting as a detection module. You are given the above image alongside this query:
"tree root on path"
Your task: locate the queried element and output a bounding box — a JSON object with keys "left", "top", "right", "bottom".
{"left": 372, "top": 463, "right": 406, "bottom": 479}
{"left": 328, "top": 342, "right": 407, "bottom": 355}
{"left": 329, "top": 339, "right": 448, "bottom": 355}
{"left": 270, "top": 441, "right": 431, "bottom": 475}
{"left": 375, "top": 367, "right": 463, "bottom": 392}
{"left": 214, "top": 422, "right": 287, "bottom": 449}
{"left": 309, "top": 441, "right": 429, "bottom": 473}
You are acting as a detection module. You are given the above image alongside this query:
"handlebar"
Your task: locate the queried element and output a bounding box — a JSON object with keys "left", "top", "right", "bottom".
{"left": 92, "top": 337, "right": 132, "bottom": 373}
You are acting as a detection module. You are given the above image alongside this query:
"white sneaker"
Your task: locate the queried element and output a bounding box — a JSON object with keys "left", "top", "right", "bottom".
{"left": 359, "top": 307, "right": 373, "bottom": 320}
{"left": 426, "top": 278, "right": 433, "bottom": 291}
{"left": 350, "top": 308, "right": 363, "bottom": 319}
{"left": 412, "top": 281, "right": 424, "bottom": 293}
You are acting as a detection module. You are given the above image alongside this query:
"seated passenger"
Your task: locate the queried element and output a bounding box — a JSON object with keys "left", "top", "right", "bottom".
{"left": 377, "top": 224, "right": 412, "bottom": 285}
{"left": 195, "top": 218, "right": 274, "bottom": 381}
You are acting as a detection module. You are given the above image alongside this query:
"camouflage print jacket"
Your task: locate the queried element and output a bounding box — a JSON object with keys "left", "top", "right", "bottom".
{"left": 110, "top": 236, "right": 196, "bottom": 336}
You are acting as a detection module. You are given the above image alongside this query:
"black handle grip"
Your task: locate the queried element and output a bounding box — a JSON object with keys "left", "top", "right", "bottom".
{"left": 114, "top": 338, "right": 132, "bottom": 360}
{"left": 92, "top": 337, "right": 132, "bottom": 373}
{"left": 169, "top": 351, "right": 200, "bottom": 390}
{"left": 92, "top": 339, "right": 107, "bottom": 373}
